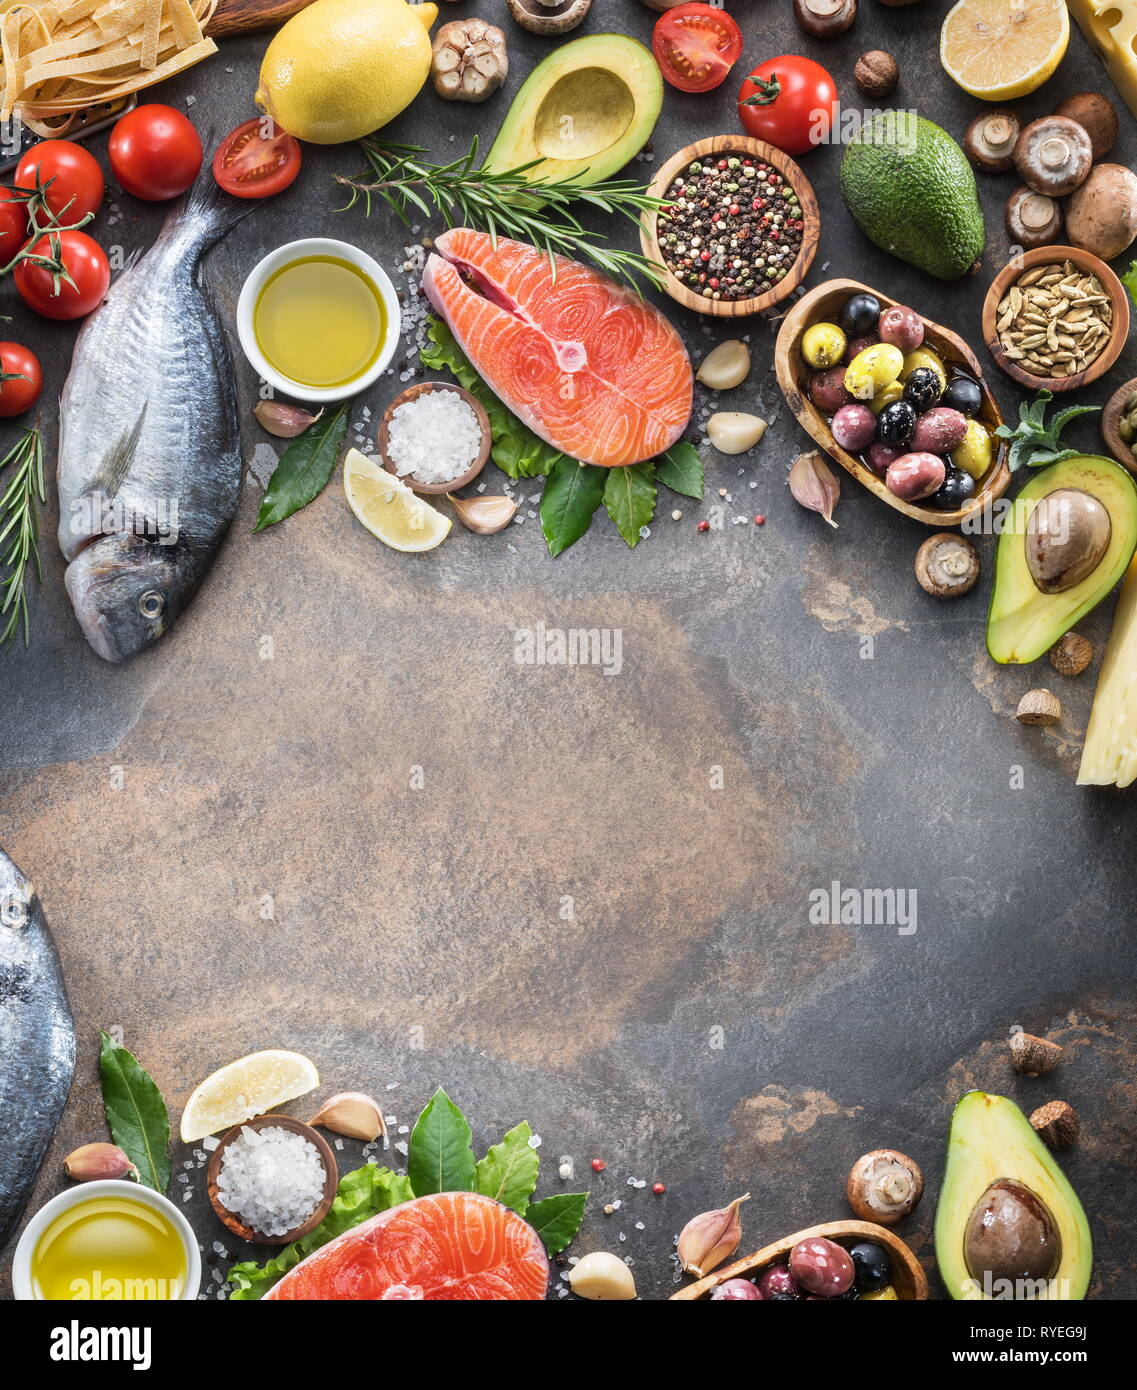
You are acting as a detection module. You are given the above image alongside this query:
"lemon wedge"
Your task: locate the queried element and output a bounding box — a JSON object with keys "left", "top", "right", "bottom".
{"left": 179, "top": 1050, "right": 320, "bottom": 1142}
{"left": 344, "top": 448, "right": 452, "bottom": 552}
{"left": 940, "top": 0, "right": 1069, "bottom": 101}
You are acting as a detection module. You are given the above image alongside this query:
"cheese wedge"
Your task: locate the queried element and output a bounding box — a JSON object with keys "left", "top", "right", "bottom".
{"left": 1066, "top": 0, "right": 1137, "bottom": 120}
{"left": 1078, "top": 555, "right": 1137, "bottom": 786}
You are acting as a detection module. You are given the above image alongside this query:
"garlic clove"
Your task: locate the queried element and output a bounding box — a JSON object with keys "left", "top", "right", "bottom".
{"left": 64, "top": 1142, "right": 137, "bottom": 1182}
{"left": 696, "top": 340, "right": 752, "bottom": 392}
{"left": 706, "top": 412, "right": 768, "bottom": 455}
{"left": 254, "top": 402, "right": 323, "bottom": 438}
{"left": 309, "top": 1091, "right": 387, "bottom": 1142}
{"left": 568, "top": 1250, "right": 637, "bottom": 1300}
{"left": 448, "top": 494, "right": 518, "bottom": 535}
{"left": 677, "top": 1193, "right": 750, "bottom": 1277}
{"left": 788, "top": 449, "right": 840, "bottom": 527}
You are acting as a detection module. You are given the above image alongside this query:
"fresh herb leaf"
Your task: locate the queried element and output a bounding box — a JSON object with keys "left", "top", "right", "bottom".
{"left": 995, "top": 387, "right": 1100, "bottom": 471}
{"left": 254, "top": 401, "right": 349, "bottom": 531}
{"left": 604, "top": 462, "right": 656, "bottom": 547}
{"left": 98, "top": 1030, "right": 169, "bottom": 1194}
{"left": 540, "top": 456, "right": 607, "bottom": 556}
{"left": 0, "top": 426, "right": 45, "bottom": 650}
{"left": 525, "top": 1192, "right": 589, "bottom": 1255}
{"left": 408, "top": 1087, "right": 477, "bottom": 1197}
{"left": 227, "top": 1164, "right": 413, "bottom": 1300}
{"left": 475, "top": 1121, "right": 539, "bottom": 1215}
{"left": 420, "top": 318, "right": 560, "bottom": 479}
{"left": 1124, "top": 261, "right": 1137, "bottom": 309}
{"left": 655, "top": 441, "right": 704, "bottom": 500}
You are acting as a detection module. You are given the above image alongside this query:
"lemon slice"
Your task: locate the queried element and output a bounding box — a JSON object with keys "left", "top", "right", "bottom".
{"left": 344, "top": 448, "right": 452, "bottom": 552}
{"left": 179, "top": 1050, "right": 320, "bottom": 1142}
{"left": 941, "top": 0, "right": 1069, "bottom": 101}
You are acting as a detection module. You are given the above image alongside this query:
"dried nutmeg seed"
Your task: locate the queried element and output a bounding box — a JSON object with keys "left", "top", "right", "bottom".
{"left": 855, "top": 51, "right": 899, "bottom": 99}
{"left": 1010, "top": 1030, "right": 1064, "bottom": 1077}
{"left": 65, "top": 1142, "right": 137, "bottom": 1182}
{"left": 254, "top": 401, "right": 323, "bottom": 438}
{"left": 1048, "top": 631, "right": 1093, "bottom": 677}
{"left": 1016, "top": 688, "right": 1062, "bottom": 726}
{"left": 1031, "top": 1100, "right": 1079, "bottom": 1150}
{"left": 677, "top": 1193, "right": 749, "bottom": 1277}
{"left": 309, "top": 1091, "right": 387, "bottom": 1142}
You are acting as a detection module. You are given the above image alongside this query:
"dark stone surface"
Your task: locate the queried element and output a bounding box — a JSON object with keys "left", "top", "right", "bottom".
{"left": 1, "top": 1, "right": 1135, "bottom": 1301}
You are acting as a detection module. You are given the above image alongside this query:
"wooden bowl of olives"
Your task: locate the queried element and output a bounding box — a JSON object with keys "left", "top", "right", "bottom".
{"left": 670, "top": 1219, "right": 928, "bottom": 1301}
{"left": 775, "top": 278, "right": 1011, "bottom": 527}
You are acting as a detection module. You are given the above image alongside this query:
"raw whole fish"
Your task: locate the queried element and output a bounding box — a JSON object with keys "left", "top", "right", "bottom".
{"left": 267, "top": 1191, "right": 549, "bottom": 1300}
{"left": 423, "top": 228, "right": 692, "bottom": 467}
{"left": 57, "top": 178, "right": 249, "bottom": 662}
{"left": 0, "top": 848, "right": 74, "bottom": 1249}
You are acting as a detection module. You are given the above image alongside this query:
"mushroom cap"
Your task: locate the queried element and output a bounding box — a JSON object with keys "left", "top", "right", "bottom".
{"left": 1066, "top": 163, "right": 1137, "bottom": 261}
{"left": 507, "top": 0, "right": 592, "bottom": 35}
{"left": 915, "top": 533, "right": 980, "bottom": 597}
{"left": 1013, "top": 116, "right": 1093, "bottom": 197}
{"left": 964, "top": 109, "right": 1021, "bottom": 172}
{"left": 1005, "top": 186, "right": 1063, "bottom": 249}
{"left": 846, "top": 1149, "right": 925, "bottom": 1223}
{"left": 1054, "top": 92, "right": 1119, "bottom": 162}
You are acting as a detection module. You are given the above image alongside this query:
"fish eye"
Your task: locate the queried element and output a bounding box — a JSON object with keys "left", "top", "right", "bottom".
{"left": 0, "top": 891, "right": 29, "bottom": 930}
{"left": 138, "top": 590, "right": 165, "bottom": 621}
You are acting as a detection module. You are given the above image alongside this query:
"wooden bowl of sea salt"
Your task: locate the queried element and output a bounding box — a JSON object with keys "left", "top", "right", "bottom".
{"left": 378, "top": 381, "right": 492, "bottom": 493}
{"left": 207, "top": 1114, "right": 338, "bottom": 1246}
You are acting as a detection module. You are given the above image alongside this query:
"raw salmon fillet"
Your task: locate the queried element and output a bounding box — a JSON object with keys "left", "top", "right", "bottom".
{"left": 265, "top": 1192, "right": 549, "bottom": 1300}
{"left": 423, "top": 228, "right": 692, "bottom": 467}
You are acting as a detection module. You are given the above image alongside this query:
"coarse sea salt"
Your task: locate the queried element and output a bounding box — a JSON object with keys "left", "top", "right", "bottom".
{"left": 387, "top": 388, "right": 482, "bottom": 486}
{"left": 215, "top": 1126, "right": 326, "bottom": 1238}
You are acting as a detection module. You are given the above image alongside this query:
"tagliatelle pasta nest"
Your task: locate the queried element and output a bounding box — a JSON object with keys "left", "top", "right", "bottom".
{"left": 0, "top": 0, "right": 219, "bottom": 135}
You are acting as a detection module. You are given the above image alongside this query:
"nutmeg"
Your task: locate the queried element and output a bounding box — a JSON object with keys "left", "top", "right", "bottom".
{"left": 855, "top": 51, "right": 899, "bottom": 99}
{"left": 1048, "top": 631, "right": 1093, "bottom": 677}
{"left": 1015, "top": 689, "right": 1062, "bottom": 726}
{"left": 1009, "top": 1030, "right": 1063, "bottom": 1077}
{"left": 1030, "top": 1100, "right": 1079, "bottom": 1150}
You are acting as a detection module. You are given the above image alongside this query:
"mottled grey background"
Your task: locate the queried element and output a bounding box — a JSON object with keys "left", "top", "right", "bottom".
{"left": 1, "top": 0, "right": 1135, "bottom": 1301}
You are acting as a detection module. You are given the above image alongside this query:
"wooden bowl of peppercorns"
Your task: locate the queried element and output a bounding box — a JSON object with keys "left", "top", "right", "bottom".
{"left": 640, "top": 134, "right": 821, "bottom": 318}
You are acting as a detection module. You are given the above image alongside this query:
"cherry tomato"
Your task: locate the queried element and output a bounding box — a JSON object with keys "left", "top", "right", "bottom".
{"left": 0, "top": 187, "right": 31, "bottom": 265}
{"left": 0, "top": 343, "right": 43, "bottom": 417}
{"left": 738, "top": 56, "right": 839, "bottom": 155}
{"left": 15, "top": 230, "right": 110, "bottom": 320}
{"left": 109, "top": 104, "right": 203, "bottom": 201}
{"left": 213, "top": 119, "right": 302, "bottom": 199}
{"left": 15, "top": 140, "right": 104, "bottom": 223}
{"left": 653, "top": 3, "right": 743, "bottom": 94}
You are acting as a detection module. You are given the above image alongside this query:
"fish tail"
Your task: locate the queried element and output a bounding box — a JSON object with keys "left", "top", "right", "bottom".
{"left": 164, "top": 162, "right": 259, "bottom": 251}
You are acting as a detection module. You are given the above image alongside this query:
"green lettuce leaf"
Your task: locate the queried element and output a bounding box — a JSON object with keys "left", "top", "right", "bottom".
{"left": 226, "top": 1163, "right": 413, "bottom": 1300}
{"left": 99, "top": 1030, "right": 169, "bottom": 1194}
{"left": 525, "top": 1192, "right": 589, "bottom": 1255}
{"left": 475, "top": 1121, "right": 539, "bottom": 1215}
{"left": 408, "top": 1087, "right": 476, "bottom": 1196}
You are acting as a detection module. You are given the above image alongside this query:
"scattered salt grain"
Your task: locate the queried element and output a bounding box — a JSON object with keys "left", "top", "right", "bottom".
{"left": 202, "top": 1136, "right": 219, "bottom": 1152}
{"left": 215, "top": 1125, "right": 326, "bottom": 1238}
{"left": 387, "top": 388, "right": 483, "bottom": 486}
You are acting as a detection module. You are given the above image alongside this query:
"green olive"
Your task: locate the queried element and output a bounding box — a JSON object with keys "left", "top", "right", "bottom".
{"left": 1121, "top": 417, "right": 1135, "bottom": 444}
{"left": 900, "top": 347, "right": 948, "bottom": 392}
{"left": 801, "top": 322, "right": 847, "bottom": 370}
{"left": 870, "top": 379, "right": 905, "bottom": 415}
{"left": 951, "top": 419, "right": 994, "bottom": 480}
{"left": 844, "top": 343, "right": 904, "bottom": 402}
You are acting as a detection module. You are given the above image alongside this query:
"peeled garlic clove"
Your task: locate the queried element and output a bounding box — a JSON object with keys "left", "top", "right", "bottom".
{"left": 568, "top": 1251, "right": 637, "bottom": 1300}
{"left": 677, "top": 1193, "right": 750, "bottom": 1277}
{"left": 697, "top": 340, "right": 751, "bottom": 391}
{"left": 449, "top": 494, "right": 518, "bottom": 535}
{"left": 65, "top": 1143, "right": 136, "bottom": 1182}
{"left": 254, "top": 401, "right": 323, "bottom": 438}
{"left": 309, "top": 1092, "right": 387, "bottom": 1142}
{"left": 707, "top": 412, "right": 767, "bottom": 455}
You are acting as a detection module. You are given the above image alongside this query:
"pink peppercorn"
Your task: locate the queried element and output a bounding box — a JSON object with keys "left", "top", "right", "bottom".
{"left": 697, "top": 519, "right": 710, "bottom": 532}
{"left": 652, "top": 1182, "right": 666, "bottom": 1195}
{"left": 591, "top": 1158, "right": 606, "bottom": 1173}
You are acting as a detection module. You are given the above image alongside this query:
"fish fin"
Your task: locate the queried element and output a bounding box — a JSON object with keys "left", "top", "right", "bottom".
{"left": 167, "top": 159, "right": 259, "bottom": 250}
{"left": 87, "top": 407, "right": 148, "bottom": 499}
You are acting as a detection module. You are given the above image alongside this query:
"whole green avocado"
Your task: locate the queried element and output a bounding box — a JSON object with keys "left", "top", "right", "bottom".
{"left": 839, "top": 112, "right": 986, "bottom": 280}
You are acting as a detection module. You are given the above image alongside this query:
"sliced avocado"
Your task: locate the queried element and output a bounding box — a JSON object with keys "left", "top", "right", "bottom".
{"left": 839, "top": 112, "right": 985, "bottom": 279}
{"left": 987, "top": 455, "right": 1137, "bottom": 665}
{"left": 482, "top": 34, "right": 662, "bottom": 186}
{"left": 936, "top": 1092, "right": 1091, "bottom": 1301}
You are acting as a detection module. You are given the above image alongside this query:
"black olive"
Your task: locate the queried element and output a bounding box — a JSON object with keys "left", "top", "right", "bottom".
{"left": 930, "top": 465, "right": 976, "bottom": 510}
{"left": 903, "top": 366, "right": 943, "bottom": 413}
{"left": 878, "top": 400, "right": 917, "bottom": 447}
{"left": 838, "top": 292, "right": 881, "bottom": 339}
{"left": 942, "top": 374, "right": 983, "bottom": 418}
{"left": 766, "top": 1291, "right": 797, "bottom": 1301}
{"left": 848, "top": 1241, "right": 891, "bottom": 1292}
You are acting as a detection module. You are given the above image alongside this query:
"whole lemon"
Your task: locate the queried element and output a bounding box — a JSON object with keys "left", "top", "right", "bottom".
{"left": 256, "top": 0, "right": 438, "bottom": 145}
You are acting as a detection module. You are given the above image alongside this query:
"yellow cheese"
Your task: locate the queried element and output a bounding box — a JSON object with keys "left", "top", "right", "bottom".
{"left": 1066, "top": 0, "right": 1137, "bottom": 120}
{"left": 1078, "top": 556, "right": 1137, "bottom": 786}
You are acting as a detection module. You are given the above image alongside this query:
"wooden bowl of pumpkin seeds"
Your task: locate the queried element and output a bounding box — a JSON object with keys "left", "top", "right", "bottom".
{"left": 1102, "top": 377, "right": 1137, "bottom": 476}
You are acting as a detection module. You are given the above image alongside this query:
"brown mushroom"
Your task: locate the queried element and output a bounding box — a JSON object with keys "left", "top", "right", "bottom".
{"left": 1013, "top": 116, "right": 1093, "bottom": 197}
{"left": 1054, "top": 92, "right": 1118, "bottom": 162}
{"left": 1005, "top": 186, "right": 1063, "bottom": 250}
{"left": 794, "top": 0, "right": 856, "bottom": 38}
{"left": 915, "top": 533, "right": 980, "bottom": 598}
{"left": 963, "top": 109, "right": 1020, "bottom": 173}
{"left": 846, "top": 1149, "right": 924, "bottom": 1225}
{"left": 431, "top": 19, "right": 508, "bottom": 102}
{"left": 1065, "top": 163, "right": 1137, "bottom": 261}
{"left": 640, "top": 0, "right": 686, "bottom": 9}
{"left": 507, "top": 0, "right": 591, "bottom": 35}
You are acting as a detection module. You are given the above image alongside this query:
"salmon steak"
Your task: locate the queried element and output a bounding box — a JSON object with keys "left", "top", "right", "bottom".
{"left": 265, "top": 1191, "right": 549, "bottom": 1300}
{"left": 422, "top": 228, "right": 692, "bottom": 467}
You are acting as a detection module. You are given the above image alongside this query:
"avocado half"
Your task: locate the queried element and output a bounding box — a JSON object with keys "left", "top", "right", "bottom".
{"left": 987, "top": 454, "right": 1137, "bottom": 664}
{"left": 482, "top": 34, "right": 662, "bottom": 186}
{"left": 935, "top": 1092, "right": 1091, "bottom": 1301}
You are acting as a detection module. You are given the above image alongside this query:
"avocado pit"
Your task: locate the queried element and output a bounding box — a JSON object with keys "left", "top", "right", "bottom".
{"left": 1026, "top": 489, "right": 1111, "bottom": 594}
{"left": 964, "top": 1178, "right": 1061, "bottom": 1288}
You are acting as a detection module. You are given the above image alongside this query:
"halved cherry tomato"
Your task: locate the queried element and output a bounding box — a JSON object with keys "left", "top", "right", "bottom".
{"left": 738, "top": 57, "right": 839, "bottom": 156}
{"left": 15, "top": 230, "right": 110, "bottom": 321}
{"left": 0, "top": 187, "right": 31, "bottom": 265}
{"left": 109, "top": 104, "right": 203, "bottom": 201}
{"left": 15, "top": 140, "right": 104, "bottom": 223}
{"left": 213, "top": 119, "right": 302, "bottom": 200}
{"left": 653, "top": 3, "right": 743, "bottom": 94}
{"left": 0, "top": 343, "right": 43, "bottom": 417}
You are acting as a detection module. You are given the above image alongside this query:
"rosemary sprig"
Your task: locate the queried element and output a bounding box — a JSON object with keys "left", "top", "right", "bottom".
{"left": 336, "top": 136, "right": 667, "bottom": 293}
{"left": 0, "top": 426, "right": 46, "bottom": 649}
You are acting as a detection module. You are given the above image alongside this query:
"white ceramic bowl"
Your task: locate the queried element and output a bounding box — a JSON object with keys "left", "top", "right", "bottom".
{"left": 236, "top": 237, "right": 401, "bottom": 404}
{"left": 11, "top": 1180, "right": 201, "bottom": 1301}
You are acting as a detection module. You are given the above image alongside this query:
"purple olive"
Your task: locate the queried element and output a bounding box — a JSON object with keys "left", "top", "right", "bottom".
{"left": 886, "top": 451, "right": 947, "bottom": 501}
{"left": 844, "top": 333, "right": 879, "bottom": 364}
{"left": 879, "top": 305, "right": 925, "bottom": 353}
{"left": 808, "top": 366, "right": 853, "bottom": 413}
{"left": 757, "top": 1262, "right": 800, "bottom": 1298}
{"left": 910, "top": 406, "right": 968, "bottom": 454}
{"left": 710, "top": 1277, "right": 764, "bottom": 1300}
{"left": 866, "top": 442, "right": 904, "bottom": 475}
{"left": 789, "top": 1237, "right": 856, "bottom": 1297}
{"left": 831, "top": 403, "right": 878, "bottom": 452}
